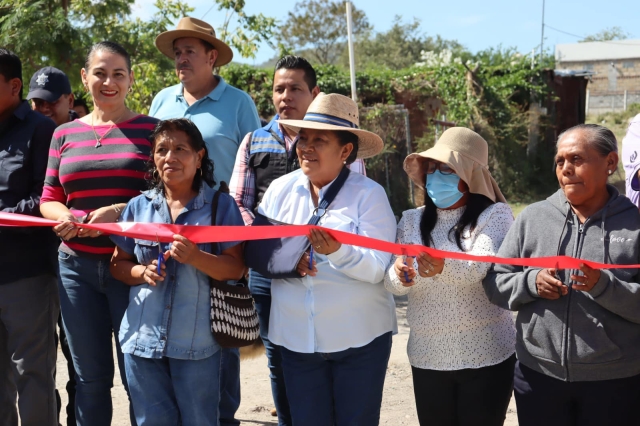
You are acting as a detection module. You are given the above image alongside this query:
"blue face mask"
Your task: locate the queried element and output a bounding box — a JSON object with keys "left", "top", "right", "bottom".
{"left": 426, "top": 170, "right": 464, "bottom": 208}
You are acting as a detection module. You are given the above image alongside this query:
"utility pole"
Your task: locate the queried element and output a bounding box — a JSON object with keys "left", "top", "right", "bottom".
{"left": 539, "top": 0, "right": 545, "bottom": 64}
{"left": 346, "top": 1, "right": 357, "bottom": 102}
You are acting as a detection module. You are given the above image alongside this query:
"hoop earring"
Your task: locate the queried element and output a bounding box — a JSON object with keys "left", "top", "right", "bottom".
{"left": 153, "top": 169, "right": 160, "bottom": 180}
{"left": 83, "top": 84, "right": 89, "bottom": 92}
{"left": 128, "top": 86, "right": 133, "bottom": 94}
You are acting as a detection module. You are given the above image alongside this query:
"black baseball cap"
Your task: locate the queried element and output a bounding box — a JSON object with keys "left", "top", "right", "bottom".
{"left": 27, "top": 66, "right": 72, "bottom": 102}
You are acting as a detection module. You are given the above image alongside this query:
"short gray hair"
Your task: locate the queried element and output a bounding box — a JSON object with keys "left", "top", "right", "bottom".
{"left": 557, "top": 123, "right": 618, "bottom": 156}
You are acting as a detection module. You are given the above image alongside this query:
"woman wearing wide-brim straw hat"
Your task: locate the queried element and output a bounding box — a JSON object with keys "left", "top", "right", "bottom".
{"left": 255, "top": 93, "right": 397, "bottom": 426}
{"left": 384, "top": 127, "right": 516, "bottom": 426}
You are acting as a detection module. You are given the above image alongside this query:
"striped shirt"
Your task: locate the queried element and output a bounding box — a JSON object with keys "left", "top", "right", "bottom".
{"left": 42, "top": 115, "right": 158, "bottom": 257}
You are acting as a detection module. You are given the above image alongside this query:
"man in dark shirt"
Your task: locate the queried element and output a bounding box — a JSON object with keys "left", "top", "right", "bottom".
{"left": 0, "top": 48, "right": 58, "bottom": 426}
{"left": 26, "top": 66, "right": 78, "bottom": 426}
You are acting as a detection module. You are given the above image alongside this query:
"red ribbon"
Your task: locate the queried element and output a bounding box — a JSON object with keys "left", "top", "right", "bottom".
{"left": 0, "top": 211, "right": 637, "bottom": 270}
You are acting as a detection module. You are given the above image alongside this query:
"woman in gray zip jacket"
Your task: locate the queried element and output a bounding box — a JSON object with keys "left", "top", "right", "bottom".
{"left": 483, "top": 123, "right": 640, "bottom": 426}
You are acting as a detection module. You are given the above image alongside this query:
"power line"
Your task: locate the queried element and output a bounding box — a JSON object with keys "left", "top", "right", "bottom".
{"left": 544, "top": 24, "right": 640, "bottom": 45}
{"left": 201, "top": 4, "right": 216, "bottom": 20}
{"left": 544, "top": 24, "right": 582, "bottom": 39}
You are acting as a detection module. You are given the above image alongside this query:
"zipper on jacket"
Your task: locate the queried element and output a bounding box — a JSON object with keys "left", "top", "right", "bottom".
{"left": 562, "top": 220, "right": 587, "bottom": 382}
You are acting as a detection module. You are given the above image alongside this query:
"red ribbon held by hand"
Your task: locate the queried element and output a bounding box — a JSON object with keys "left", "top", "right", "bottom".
{"left": 0, "top": 211, "right": 637, "bottom": 270}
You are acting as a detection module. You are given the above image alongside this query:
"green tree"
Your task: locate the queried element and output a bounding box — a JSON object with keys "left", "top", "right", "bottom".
{"left": 341, "top": 16, "right": 466, "bottom": 70}
{"left": 278, "top": 0, "right": 370, "bottom": 64}
{"left": 580, "top": 26, "right": 630, "bottom": 42}
{"left": 0, "top": 0, "right": 190, "bottom": 90}
{"left": 0, "top": 0, "right": 280, "bottom": 113}
{"left": 212, "top": 0, "right": 279, "bottom": 59}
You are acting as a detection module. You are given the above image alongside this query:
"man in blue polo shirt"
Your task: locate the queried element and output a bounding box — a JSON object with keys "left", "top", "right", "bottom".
{"left": 150, "top": 16, "right": 261, "bottom": 188}
{"left": 150, "top": 16, "right": 261, "bottom": 426}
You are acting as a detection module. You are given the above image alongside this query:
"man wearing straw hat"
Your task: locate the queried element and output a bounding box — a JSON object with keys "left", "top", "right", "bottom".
{"left": 150, "top": 16, "right": 261, "bottom": 188}
{"left": 150, "top": 16, "right": 261, "bottom": 426}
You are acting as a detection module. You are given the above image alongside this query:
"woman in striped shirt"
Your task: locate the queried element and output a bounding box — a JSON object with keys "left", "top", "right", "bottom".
{"left": 40, "top": 41, "right": 157, "bottom": 426}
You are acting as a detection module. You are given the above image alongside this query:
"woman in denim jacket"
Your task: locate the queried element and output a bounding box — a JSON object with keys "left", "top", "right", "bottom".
{"left": 110, "top": 118, "right": 245, "bottom": 425}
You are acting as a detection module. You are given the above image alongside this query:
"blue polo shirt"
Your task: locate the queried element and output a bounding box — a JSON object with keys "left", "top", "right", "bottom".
{"left": 111, "top": 184, "right": 244, "bottom": 360}
{"left": 149, "top": 77, "right": 261, "bottom": 187}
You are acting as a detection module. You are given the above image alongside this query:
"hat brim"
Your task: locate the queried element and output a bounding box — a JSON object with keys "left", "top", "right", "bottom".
{"left": 155, "top": 30, "right": 233, "bottom": 67}
{"left": 277, "top": 119, "right": 384, "bottom": 159}
{"left": 26, "top": 89, "right": 62, "bottom": 103}
{"left": 403, "top": 146, "right": 507, "bottom": 203}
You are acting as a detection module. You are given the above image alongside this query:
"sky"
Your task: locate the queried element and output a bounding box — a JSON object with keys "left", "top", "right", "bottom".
{"left": 131, "top": 0, "right": 640, "bottom": 65}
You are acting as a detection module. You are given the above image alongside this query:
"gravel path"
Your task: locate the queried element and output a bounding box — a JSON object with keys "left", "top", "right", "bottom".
{"left": 55, "top": 298, "right": 519, "bottom": 425}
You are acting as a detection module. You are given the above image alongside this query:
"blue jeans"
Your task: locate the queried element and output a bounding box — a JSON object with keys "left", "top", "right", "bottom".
{"left": 57, "top": 251, "right": 134, "bottom": 426}
{"left": 219, "top": 347, "right": 240, "bottom": 426}
{"left": 125, "top": 352, "right": 221, "bottom": 426}
{"left": 281, "top": 332, "right": 392, "bottom": 426}
{"left": 249, "top": 270, "right": 291, "bottom": 426}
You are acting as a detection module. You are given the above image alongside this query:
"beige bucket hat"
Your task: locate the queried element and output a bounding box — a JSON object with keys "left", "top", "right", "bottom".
{"left": 404, "top": 127, "right": 507, "bottom": 203}
{"left": 155, "top": 17, "right": 233, "bottom": 67}
{"left": 277, "top": 93, "right": 384, "bottom": 159}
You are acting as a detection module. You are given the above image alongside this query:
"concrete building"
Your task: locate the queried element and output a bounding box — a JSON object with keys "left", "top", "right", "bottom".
{"left": 556, "top": 39, "right": 640, "bottom": 114}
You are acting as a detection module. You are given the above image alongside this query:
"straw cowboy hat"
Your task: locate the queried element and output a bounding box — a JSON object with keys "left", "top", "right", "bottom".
{"left": 155, "top": 17, "right": 233, "bottom": 67}
{"left": 278, "top": 93, "right": 384, "bottom": 159}
{"left": 404, "top": 127, "right": 507, "bottom": 203}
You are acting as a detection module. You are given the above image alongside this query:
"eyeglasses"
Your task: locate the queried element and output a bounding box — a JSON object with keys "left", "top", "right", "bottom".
{"left": 425, "top": 161, "right": 455, "bottom": 175}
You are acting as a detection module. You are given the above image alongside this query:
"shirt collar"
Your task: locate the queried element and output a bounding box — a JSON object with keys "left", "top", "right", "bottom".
{"left": 144, "top": 184, "right": 210, "bottom": 211}
{"left": 13, "top": 101, "right": 31, "bottom": 121}
{"left": 278, "top": 123, "right": 298, "bottom": 144}
{"left": 292, "top": 170, "right": 340, "bottom": 200}
{"left": 175, "top": 76, "right": 228, "bottom": 102}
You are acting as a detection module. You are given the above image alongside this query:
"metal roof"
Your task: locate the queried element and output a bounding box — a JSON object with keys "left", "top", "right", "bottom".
{"left": 555, "top": 39, "right": 640, "bottom": 63}
{"left": 553, "top": 69, "right": 595, "bottom": 77}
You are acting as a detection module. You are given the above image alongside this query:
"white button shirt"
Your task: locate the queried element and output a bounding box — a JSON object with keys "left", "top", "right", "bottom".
{"left": 258, "top": 169, "right": 398, "bottom": 353}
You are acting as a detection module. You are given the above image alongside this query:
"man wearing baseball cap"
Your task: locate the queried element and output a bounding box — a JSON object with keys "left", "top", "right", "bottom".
{"left": 27, "top": 65, "right": 78, "bottom": 426}
{"left": 27, "top": 66, "right": 77, "bottom": 127}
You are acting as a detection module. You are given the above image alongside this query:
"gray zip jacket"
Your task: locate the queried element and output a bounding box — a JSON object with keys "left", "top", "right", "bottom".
{"left": 483, "top": 186, "right": 640, "bottom": 381}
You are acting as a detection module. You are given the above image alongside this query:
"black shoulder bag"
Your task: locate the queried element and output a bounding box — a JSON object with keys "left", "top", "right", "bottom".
{"left": 209, "top": 189, "right": 260, "bottom": 348}
{"left": 244, "top": 167, "right": 351, "bottom": 279}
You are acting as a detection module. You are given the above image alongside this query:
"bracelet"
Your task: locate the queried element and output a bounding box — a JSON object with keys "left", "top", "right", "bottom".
{"left": 112, "top": 203, "right": 122, "bottom": 214}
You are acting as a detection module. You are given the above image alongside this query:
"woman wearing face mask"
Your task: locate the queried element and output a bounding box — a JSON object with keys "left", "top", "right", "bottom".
{"left": 385, "top": 127, "right": 516, "bottom": 426}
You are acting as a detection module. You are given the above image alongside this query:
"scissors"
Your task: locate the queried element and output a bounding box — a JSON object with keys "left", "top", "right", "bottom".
{"left": 401, "top": 248, "right": 412, "bottom": 284}
{"left": 156, "top": 233, "right": 164, "bottom": 273}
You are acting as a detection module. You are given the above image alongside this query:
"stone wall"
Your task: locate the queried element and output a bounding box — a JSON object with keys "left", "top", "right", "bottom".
{"left": 557, "top": 59, "right": 640, "bottom": 93}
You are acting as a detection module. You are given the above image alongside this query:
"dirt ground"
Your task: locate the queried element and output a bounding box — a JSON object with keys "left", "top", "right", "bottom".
{"left": 55, "top": 298, "right": 519, "bottom": 425}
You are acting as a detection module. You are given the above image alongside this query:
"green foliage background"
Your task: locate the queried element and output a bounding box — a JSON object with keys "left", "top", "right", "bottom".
{"left": 0, "top": 0, "right": 559, "bottom": 213}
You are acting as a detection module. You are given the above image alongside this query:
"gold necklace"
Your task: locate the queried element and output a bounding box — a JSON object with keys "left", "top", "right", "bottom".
{"left": 91, "top": 110, "right": 128, "bottom": 148}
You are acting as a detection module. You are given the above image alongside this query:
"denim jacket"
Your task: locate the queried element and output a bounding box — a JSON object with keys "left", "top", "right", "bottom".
{"left": 111, "top": 184, "right": 243, "bottom": 360}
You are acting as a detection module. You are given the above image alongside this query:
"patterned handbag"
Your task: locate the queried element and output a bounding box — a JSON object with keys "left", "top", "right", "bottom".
{"left": 208, "top": 188, "right": 260, "bottom": 348}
